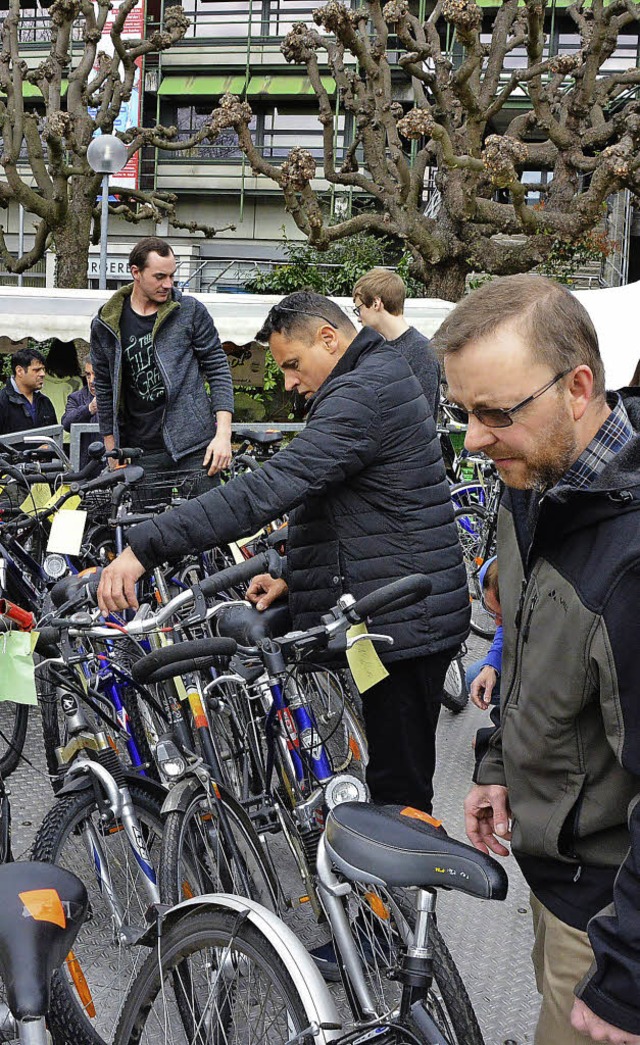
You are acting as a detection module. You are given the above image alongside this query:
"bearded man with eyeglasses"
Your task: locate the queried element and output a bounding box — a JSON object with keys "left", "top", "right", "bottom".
{"left": 435, "top": 273, "right": 640, "bottom": 1045}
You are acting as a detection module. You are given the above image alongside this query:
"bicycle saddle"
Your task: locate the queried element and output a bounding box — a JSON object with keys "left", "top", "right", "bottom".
{"left": 215, "top": 601, "right": 292, "bottom": 646}
{"left": 0, "top": 861, "right": 88, "bottom": 1020}
{"left": 325, "top": 803, "right": 508, "bottom": 901}
{"left": 234, "top": 426, "right": 283, "bottom": 446}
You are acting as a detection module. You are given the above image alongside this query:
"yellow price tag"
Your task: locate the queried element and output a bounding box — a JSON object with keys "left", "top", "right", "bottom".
{"left": 346, "top": 622, "right": 389, "bottom": 694}
{"left": 20, "top": 483, "right": 52, "bottom": 516}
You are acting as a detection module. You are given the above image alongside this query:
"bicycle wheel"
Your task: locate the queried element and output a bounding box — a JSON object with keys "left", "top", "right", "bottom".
{"left": 0, "top": 702, "right": 29, "bottom": 778}
{"left": 32, "top": 783, "right": 164, "bottom": 1045}
{"left": 453, "top": 505, "right": 497, "bottom": 640}
{"left": 440, "top": 653, "right": 469, "bottom": 713}
{"left": 290, "top": 665, "right": 368, "bottom": 779}
{"left": 342, "top": 884, "right": 484, "bottom": 1045}
{"left": 159, "top": 782, "right": 278, "bottom": 911}
{"left": 114, "top": 908, "right": 316, "bottom": 1044}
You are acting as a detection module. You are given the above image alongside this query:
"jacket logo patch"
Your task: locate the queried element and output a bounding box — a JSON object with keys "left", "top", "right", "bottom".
{"left": 548, "top": 589, "right": 568, "bottom": 613}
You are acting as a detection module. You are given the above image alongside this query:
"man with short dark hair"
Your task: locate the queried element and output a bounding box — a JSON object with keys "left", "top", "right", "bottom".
{"left": 353, "top": 267, "right": 441, "bottom": 419}
{"left": 91, "top": 236, "right": 234, "bottom": 479}
{"left": 98, "top": 289, "right": 470, "bottom": 816}
{"left": 436, "top": 273, "right": 640, "bottom": 1045}
{"left": 0, "top": 348, "right": 56, "bottom": 434}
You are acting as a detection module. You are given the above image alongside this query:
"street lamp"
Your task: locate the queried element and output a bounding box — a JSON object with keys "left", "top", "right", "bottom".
{"left": 87, "top": 134, "right": 128, "bottom": 290}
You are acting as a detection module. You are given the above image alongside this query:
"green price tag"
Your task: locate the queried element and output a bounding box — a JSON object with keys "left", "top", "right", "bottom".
{"left": 0, "top": 631, "right": 38, "bottom": 705}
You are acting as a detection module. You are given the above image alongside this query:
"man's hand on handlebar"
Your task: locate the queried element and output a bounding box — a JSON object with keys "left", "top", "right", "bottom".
{"left": 246, "top": 574, "right": 288, "bottom": 612}
{"left": 98, "top": 547, "right": 145, "bottom": 614}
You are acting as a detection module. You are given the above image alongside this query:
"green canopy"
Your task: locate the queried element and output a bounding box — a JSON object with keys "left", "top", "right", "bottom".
{"left": 246, "top": 74, "right": 336, "bottom": 97}
{"left": 158, "top": 74, "right": 247, "bottom": 97}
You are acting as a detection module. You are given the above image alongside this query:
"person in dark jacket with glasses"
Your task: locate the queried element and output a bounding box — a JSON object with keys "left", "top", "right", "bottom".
{"left": 97, "top": 290, "right": 470, "bottom": 815}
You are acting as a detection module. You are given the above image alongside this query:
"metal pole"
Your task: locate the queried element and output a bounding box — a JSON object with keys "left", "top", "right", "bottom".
{"left": 99, "top": 172, "right": 109, "bottom": 290}
{"left": 17, "top": 204, "right": 24, "bottom": 287}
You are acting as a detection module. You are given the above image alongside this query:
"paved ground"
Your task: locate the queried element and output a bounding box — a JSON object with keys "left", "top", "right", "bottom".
{"left": 7, "top": 631, "right": 539, "bottom": 1045}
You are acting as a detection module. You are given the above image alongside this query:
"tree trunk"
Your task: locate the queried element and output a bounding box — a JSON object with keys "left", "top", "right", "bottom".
{"left": 52, "top": 190, "right": 94, "bottom": 288}
{"left": 419, "top": 261, "right": 469, "bottom": 302}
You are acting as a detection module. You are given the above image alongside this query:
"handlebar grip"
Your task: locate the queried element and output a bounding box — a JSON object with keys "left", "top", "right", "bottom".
{"left": 63, "top": 458, "right": 104, "bottom": 484}
{"left": 131, "top": 638, "right": 238, "bottom": 683}
{"left": 50, "top": 569, "right": 102, "bottom": 610}
{"left": 34, "top": 627, "right": 62, "bottom": 655}
{"left": 197, "top": 548, "right": 283, "bottom": 598}
{"left": 347, "top": 574, "right": 432, "bottom": 623}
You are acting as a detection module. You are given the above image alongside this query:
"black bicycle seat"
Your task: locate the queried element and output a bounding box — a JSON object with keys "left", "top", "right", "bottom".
{"left": 215, "top": 601, "right": 291, "bottom": 646}
{"left": 234, "top": 426, "right": 283, "bottom": 446}
{"left": 0, "top": 861, "right": 88, "bottom": 1020}
{"left": 325, "top": 803, "right": 508, "bottom": 901}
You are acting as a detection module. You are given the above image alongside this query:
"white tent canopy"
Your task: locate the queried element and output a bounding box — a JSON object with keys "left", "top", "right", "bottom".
{"left": 0, "top": 283, "right": 635, "bottom": 387}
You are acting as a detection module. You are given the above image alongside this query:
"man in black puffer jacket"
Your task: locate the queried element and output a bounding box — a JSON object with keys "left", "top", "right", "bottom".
{"left": 98, "top": 291, "right": 470, "bottom": 813}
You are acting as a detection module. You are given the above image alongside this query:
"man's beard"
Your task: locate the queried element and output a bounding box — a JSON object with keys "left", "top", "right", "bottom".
{"left": 493, "top": 408, "right": 579, "bottom": 492}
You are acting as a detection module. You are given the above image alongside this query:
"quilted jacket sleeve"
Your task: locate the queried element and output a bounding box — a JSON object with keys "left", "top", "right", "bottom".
{"left": 128, "top": 376, "right": 381, "bottom": 570}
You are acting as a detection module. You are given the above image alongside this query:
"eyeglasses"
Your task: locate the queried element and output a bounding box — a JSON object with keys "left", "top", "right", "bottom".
{"left": 274, "top": 305, "right": 338, "bottom": 330}
{"left": 352, "top": 304, "right": 362, "bottom": 319}
{"left": 480, "top": 595, "right": 500, "bottom": 620}
{"left": 463, "top": 369, "right": 573, "bottom": 429}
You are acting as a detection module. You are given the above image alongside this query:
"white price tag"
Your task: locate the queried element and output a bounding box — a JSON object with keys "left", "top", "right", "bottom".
{"left": 47, "top": 509, "right": 88, "bottom": 556}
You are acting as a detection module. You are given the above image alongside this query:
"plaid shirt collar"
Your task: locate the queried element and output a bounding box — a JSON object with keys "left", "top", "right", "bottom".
{"left": 559, "top": 392, "right": 633, "bottom": 492}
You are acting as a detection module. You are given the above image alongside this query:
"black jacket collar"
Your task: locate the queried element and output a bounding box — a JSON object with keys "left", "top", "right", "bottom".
{"left": 304, "top": 328, "right": 384, "bottom": 416}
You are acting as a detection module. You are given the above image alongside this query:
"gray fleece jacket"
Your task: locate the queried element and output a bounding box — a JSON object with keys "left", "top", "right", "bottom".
{"left": 90, "top": 285, "right": 234, "bottom": 461}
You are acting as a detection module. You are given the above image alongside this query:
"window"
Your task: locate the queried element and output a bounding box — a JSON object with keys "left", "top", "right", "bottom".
{"left": 163, "top": 105, "right": 256, "bottom": 160}
{"left": 261, "top": 107, "right": 344, "bottom": 161}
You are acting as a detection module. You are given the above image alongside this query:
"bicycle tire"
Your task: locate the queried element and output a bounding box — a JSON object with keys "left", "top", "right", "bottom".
{"left": 0, "top": 702, "right": 29, "bottom": 778}
{"left": 440, "top": 653, "right": 469, "bottom": 714}
{"left": 32, "top": 783, "right": 164, "bottom": 1045}
{"left": 341, "top": 883, "right": 484, "bottom": 1045}
{"left": 159, "top": 782, "right": 278, "bottom": 911}
{"left": 453, "top": 505, "right": 497, "bottom": 640}
{"left": 114, "top": 907, "right": 316, "bottom": 1045}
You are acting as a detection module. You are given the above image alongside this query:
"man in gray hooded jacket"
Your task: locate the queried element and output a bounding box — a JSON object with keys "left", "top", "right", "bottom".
{"left": 91, "top": 236, "right": 234, "bottom": 477}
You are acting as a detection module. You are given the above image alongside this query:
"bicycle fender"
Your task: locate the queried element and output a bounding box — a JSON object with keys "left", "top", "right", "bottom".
{"left": 55, "top": 774, "right": 93, "bottom": 798}
{"left": 159, "top": 776, "right": 201, "bottom": 817}
{"left": 154, "top": 894, "right": 342, "bottom": 1042}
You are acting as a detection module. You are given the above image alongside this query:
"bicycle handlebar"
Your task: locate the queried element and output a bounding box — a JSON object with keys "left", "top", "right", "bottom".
{"left": 130, "top": 637, "right": 238, "bottom": 683}
{"left": 197, "top": 548, "right": 284, "bottom": 597}
{"left": 346, "top": 574, "right": 432, "bottom": 624}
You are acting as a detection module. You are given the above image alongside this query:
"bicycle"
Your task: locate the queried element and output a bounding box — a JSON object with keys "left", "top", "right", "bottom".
{"left": 113, "top": 799, "right": 508, "bottom": 1044}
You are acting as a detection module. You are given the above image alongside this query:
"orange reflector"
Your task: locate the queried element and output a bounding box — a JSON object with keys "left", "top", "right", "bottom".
{"left": 364, "top": 891, "right": 390, "bottom": 920}
{"left": 20, "top": 889, "right": 66, "bottom": 928}
{"left": 298, "top": 895, "right": 310, "bottom": 904}
{"left": 348, "top": 736, "right": 362, "bottom": 761}
{"left": 213, "top": 782, "right": 221, "bottom": 799}
{"left": 107, "top": 735, "right": 118, "bottom": 752}
{"left": 400, "top": 807, "right": 443, "bottom": 828}
{"left": 108, "top": 824, "right": 124, "bottom": 835}
{"left": 181, "top": 881, "right": 195, "bottom": 900}
{"left": 474, "top": 557, "right": 484, "bottom": 567}
{"left": 66, "top": 951, "right": 96, "bottom": 1018}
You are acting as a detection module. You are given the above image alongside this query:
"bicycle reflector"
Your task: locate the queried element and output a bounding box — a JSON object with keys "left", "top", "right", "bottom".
{"left": 324, "top": 773, "right": 368, "bottom": 809}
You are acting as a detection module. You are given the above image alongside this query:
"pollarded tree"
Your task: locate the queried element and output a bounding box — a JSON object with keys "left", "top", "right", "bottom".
{"left": 0, "top": 0, "right": 232, "bottom": 287}
{"left": 208, "top": 0, "right": 640, "bottom": 300}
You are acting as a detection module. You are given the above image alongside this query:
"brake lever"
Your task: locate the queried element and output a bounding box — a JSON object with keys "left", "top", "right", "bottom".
{"left": 345, "top": 632, "right": 394, "bottom": 650}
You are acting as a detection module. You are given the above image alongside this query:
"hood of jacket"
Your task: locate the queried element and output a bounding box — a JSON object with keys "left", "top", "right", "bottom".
{"left": 97, "top": 283, "right": 183, "bottom": 338}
